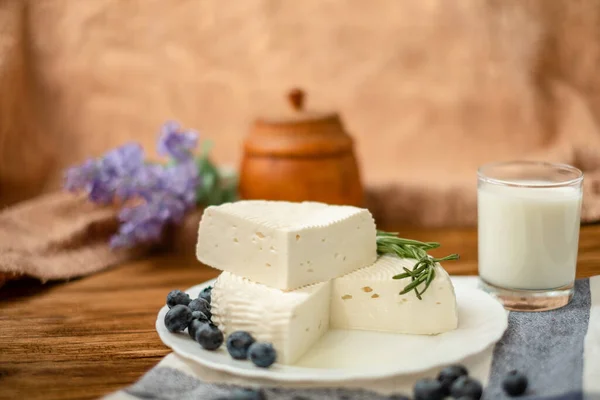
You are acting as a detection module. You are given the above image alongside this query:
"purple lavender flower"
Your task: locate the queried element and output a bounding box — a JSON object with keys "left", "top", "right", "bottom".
{"left": 108, "top": 147, "right": 199, "bottom": 249}
{"left": 65, "top": 122, "right": 205, "bottom": 249}
{"left": 109, "top": 217, "right": 164, "bottom": 248}
{"left": 109, "top": 190, "right": 191, "bottom": 249}
{"left": 64, "top": 143, "right": 145, "bottom": 205}
{"left": 102, "top": 143, "right": 145, "bottom": 176}
{"left": 164, "top": 160, "right": 200, "bottom": 207}
{"left": 158, "top": 121, "right": 198, "bottom": 162}
{"left": 115, "top": 163, "right": 165, "bottom": 201}
{"left": 64, "top": 159, "right": 98, "bottom": 192}
{"left": 87, "top": 180, "right": 116, "bottom": 204}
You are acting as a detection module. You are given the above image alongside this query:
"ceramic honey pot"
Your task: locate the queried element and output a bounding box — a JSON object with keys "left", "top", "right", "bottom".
{"left": 239, "top": 89, "right": 364, "bottom": 207}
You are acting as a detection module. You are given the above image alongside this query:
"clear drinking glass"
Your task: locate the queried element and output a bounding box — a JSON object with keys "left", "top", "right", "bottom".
{"left": 477, "top": 161, "right": 583, "bottom": 311}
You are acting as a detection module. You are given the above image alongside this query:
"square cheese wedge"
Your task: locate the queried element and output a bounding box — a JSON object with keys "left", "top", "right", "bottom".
{"left": 331, "top": 255, "right": 458, "bottom": 334}
{"left": 212, "top": 271, "right": 331, "bottom": 365}
{"left": 196, "top": 200, "right": 377, "bottom": 291}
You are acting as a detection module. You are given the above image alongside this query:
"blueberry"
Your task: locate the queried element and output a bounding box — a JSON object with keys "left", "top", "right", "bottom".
{"left": 188, "top": 298, "right": 211, "bottom": 319}
{"left": 166, "top": 290, "right": 191, "bottom": 308}
{"left": 502, "top": 370, "right": 528, "bottom": 396}
{"left": 164, "top": 304, "right": 192, "bottom": 333}
{"left": 226, "top": 331, "right": 256, "bottom": 360}
{"left": 191, "top": 311, "right": 210, "bottom": 324}
{"left": 248, "top": 342, "right": 277, "bottom": 368}
{"left": 437, "top": 364, "right": 469, "bottom": 393}
{"left": 450, "top": 376, "right": 483, "bottom": 400}
{"left": 199, "top": 286, "right": 212, "bottom": 304}
{"left": 187, "top": 319, "right": 206, "bottom": 340}
{"left": 195, "top": 323, "right": 224, "bottom": 350}
{"left": 413, "top": 378, "right": 445, "bottom": 400}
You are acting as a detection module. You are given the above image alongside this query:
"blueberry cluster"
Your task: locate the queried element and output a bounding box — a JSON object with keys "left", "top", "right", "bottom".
{"left": 164, "top": 288, "right": 277, "bottom": 369}
{"left": 404, "top": 364, "right": 528, "bottom": 400}
{"left": 225, "top": 331, "right": 277, "bottom": 368}
{"left": 164, "top": 287, "right": 223, "bottom": 351}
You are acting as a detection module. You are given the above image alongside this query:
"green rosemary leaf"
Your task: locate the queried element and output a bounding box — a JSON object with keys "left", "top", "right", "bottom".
{"left": 376, "top": 230, "right": 459, "bottom": 300}
{"left": 399, "top": 274, "right": 428, "bottom": 294}
{"left": 412, "top": 261, "right": 429, "bottom": 276}
{"left": 375, "top": 230, "right": 398, "bottom": 237}
{"left": 376, "top": 232, "right": 434, "bottom": 247}
{"left": 418, "top": 265, "right": 436, "bottom": 297}
{"left": 426, "top": 265, "right": 434, "bottom": 285}
{"left": 433, "top": 254, "right": 460, "bottom": 262}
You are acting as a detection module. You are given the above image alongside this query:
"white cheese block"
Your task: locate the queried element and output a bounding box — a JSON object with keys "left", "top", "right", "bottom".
{"left": 331, "top": 255, "right": 458, "bottom": 334}
{"left": 196, "top": 200, "right": 377, "bottom": 291}
{"left": 212, "top": 271, "right": 331, "bottom": 365}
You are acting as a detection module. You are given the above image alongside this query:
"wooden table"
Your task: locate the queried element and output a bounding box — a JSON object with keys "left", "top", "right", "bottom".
{"left": 1, "top": 225, "right": 599, "bottom": 400}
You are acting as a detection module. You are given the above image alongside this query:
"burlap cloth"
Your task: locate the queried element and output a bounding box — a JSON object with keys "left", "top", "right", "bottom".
{"left": 0, "top": 192, "right": 203, "bottom": 287}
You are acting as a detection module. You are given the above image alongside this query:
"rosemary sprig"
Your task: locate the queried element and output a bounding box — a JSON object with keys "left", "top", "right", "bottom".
{"left": 376, "top": 230, "right": 459, "bottom": 300}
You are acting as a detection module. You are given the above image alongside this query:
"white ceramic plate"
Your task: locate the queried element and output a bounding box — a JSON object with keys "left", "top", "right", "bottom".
{"left": 156, "top": 279, "right": 508, "bottom": 382}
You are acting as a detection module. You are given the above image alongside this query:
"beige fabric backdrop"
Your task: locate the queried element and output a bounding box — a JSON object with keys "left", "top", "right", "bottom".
{"left": 2, "top": 0, "right": 600, "bottom": 225}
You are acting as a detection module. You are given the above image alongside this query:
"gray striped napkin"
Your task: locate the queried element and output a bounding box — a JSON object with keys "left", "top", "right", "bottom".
{"left": 105, "top": 276, "right": 600, "bottom": 400}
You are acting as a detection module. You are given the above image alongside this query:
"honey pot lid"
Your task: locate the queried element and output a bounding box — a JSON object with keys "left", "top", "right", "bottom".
{"left": 257, "top": 88, "right": 338, "bottom": 124}
{"left": 245, "top": 89, "right": 354, "bottom": 157}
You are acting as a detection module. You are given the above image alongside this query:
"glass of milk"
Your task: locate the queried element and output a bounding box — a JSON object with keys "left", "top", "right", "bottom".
{"left": 477, "top": 161, "right": 583, "bottom": 311}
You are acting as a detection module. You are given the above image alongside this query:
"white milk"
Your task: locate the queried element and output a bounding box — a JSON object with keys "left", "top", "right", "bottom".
{"left": 478, "top": 183, "right": 582, "bottom": 290}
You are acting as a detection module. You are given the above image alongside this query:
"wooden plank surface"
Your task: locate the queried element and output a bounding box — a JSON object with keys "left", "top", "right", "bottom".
{"left": 1, "top": 225, "right": 599, "bottom": 400}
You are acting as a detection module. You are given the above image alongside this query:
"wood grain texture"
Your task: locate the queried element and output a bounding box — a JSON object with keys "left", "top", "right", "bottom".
{"left": 1, "top": 225, "right": 600, "bottom": 400}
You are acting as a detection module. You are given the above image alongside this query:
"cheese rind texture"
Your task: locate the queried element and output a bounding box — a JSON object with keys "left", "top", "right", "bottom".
{"left": 196, "top": 200, "right": 377, "bottom": 290}
{"left": 331, "top": 255, "right": 458, "bottom": 334}
{"left": 212, "top": 271, "right": 331, "bottom": 365}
